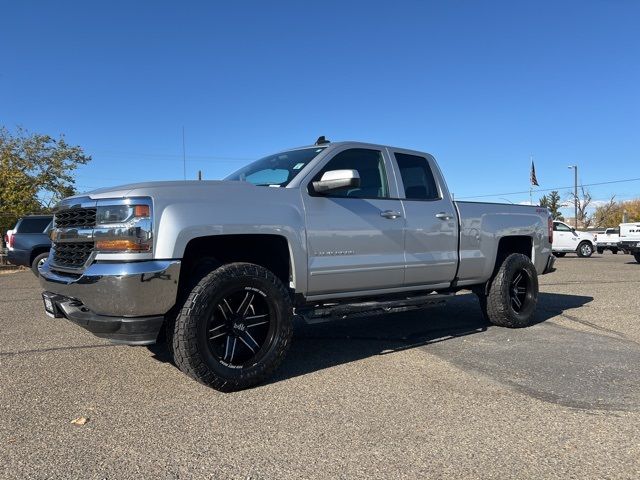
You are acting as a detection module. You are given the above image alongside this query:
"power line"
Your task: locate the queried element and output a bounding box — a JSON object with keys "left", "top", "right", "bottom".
{"left": 458, "top": 177, "right": 640, "bottom": 200}
{"left": 88, "top": 149, "right": 253, "bottom": 162}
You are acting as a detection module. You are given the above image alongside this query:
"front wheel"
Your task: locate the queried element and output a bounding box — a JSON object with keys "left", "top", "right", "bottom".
{"left": 476, "top": 253, "right": 539, "bottom": 328}
{"left": 553, "top": 252, "right": 566, "bottom": 258}
{"left": 577, "top": 242, "right": 593, "bottom": 258}
{"left": 172, "top": 262, "right": 293, "bottom": 392}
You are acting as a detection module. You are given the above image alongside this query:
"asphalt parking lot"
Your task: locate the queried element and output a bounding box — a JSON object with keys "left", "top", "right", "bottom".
{"left": 1, "top": 254, "right": 639, "bottom": 479}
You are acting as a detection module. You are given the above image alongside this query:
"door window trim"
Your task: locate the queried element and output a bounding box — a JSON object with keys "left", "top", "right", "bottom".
{"left": 303, "top": 146, "right": 402, "bottom": 200}
{"left": 388, "top": 149, "right": 444, "bottom": 202}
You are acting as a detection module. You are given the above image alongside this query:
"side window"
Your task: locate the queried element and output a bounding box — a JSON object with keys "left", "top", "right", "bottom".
{"left": 311, "top": 148, "right": 389, "bottom": 199}
{"left": 394, "top": 153, "right": 440, "bottom": 200}
{"left": 554, "top": 222, "right": 571, "bottom": 232}
{"left": 16, "top": 218, "right": 53, "bottom": 233}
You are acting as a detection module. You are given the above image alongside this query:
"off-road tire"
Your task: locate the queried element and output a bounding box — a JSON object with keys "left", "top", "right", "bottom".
{"left": 577, "top": 241, "right": 593, "bottom": 258}
{"left": 553, "top": 252, "right": 566, "bottom": 258}
{"left": 172, "top": 262, "right": 293, "bottom": 392}
{"left": 31, "top": 252, "right": 49, "bottom": 277}
{"left": 477, "top": 253, "right": 538, "bottom": 328}
{"left": 156, "top": 257, "right": 222, "bottom": 360}
{"left": 634, "top": 253, "right": 640, "bottom": 264}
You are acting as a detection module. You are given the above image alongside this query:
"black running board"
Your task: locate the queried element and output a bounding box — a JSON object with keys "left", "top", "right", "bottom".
{"left": 297, "top": 293, "right": 453, "bottom": 324}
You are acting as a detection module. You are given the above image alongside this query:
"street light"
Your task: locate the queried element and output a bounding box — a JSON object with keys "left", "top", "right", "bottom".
{"left": 568, "top": 165, "right": 578, "bottom": 228}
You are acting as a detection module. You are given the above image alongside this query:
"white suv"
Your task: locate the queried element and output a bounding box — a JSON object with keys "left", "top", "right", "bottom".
{"left": 552, "top": 221, "right": 596, "bottom": 258}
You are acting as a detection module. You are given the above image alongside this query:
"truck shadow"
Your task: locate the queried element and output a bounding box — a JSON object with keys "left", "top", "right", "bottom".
{"left": 268, "top": 292, "right": 593, "bottom": 385}
{"left": 146, "top": 292, "right": 593, "bottom": 386}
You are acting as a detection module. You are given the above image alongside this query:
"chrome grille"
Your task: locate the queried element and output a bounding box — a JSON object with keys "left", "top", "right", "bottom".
{"left": 52, "top": 242, "right": 94, "bottom": 269}
{"left": 54, "top": 208, "right": 97, "bottom": 228}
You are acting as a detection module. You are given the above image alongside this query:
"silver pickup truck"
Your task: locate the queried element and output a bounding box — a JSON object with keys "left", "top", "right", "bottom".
{"left": 40, "top": 139, "right": 555, "bottom": 391}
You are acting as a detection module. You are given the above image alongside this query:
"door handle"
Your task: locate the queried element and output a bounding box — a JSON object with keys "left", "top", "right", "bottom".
{"left": 380, "top": 210, "right": 402, "bottom": 219}
{"left": 435, "top": 212, "right": 454, "bottom": 220}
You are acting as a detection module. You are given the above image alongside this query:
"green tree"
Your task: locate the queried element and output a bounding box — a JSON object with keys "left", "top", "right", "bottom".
{"left": 539, "top": 190, "right": 564, "bottom": 221}
{"left": 0, "top": 126, "right": 91, "bottom": 237}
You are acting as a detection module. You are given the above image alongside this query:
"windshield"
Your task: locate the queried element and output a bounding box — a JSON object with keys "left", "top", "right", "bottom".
{"left": 225, "top": 147, "right": 326, "bottom": 187}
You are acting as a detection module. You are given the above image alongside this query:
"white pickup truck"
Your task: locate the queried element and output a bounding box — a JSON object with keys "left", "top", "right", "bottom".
{"left": 40, "top": 139, "right": 555, "bottom": 391}
{"left": 595, "top": 228, "right": 620, "bottom": 254}
{"left": 551, "top": 220, "right": 596, "bottom": 258}
{"left": 619, "top": 222, "right": 640, "bottom": 263}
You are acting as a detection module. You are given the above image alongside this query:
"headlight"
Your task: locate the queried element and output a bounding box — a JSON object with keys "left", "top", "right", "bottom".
{"left": 94, "top": 198, "right": 153, "bottom": 253}
{"left": 96, "top": 204, "right": 150, "bottom": 224}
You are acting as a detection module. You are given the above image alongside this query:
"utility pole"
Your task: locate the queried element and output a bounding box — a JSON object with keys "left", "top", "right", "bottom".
{"left": 568, "top": 165, "right": 578, "bottom": 228}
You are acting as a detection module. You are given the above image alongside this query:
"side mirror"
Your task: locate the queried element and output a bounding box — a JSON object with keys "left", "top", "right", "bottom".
{"left": 312, "top": 169, "right": 360, "bottom": 193}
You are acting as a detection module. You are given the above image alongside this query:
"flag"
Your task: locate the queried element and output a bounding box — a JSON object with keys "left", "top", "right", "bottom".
{"left": 530, "top": 160, "right": 539, "bottom": 186}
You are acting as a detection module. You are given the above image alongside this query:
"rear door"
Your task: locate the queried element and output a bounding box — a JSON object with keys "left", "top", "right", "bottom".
{"left": 390, "top": 150, "right": 458, "bottom": 287}
{"left": 302, "top": 147, "right": 406, "bottom": 296}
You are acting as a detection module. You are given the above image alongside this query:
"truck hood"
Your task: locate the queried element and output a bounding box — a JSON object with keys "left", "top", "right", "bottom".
{"left": 576, "top": 230, "right": 595, "bottom": 241}
{"left": 72, "top": 180, "right": 257, "bottom": 200}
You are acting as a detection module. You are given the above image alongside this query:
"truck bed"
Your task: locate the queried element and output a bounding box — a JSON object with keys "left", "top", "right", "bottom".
{"left": 454, "top": 201, "right": 551, "bottom": 286}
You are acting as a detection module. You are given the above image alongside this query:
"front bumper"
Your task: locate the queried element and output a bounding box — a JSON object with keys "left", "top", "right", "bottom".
{"left": 42, "top": 292, "right": 164, "bottom": 345}
{"left": 39, "top": 259, "right": 181, "bottom": 344}
{"left": 620, "top": 241, "right": 640, "bottom": 253}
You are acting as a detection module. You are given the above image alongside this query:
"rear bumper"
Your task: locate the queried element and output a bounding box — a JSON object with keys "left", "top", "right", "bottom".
{"left": 7, "top": 249, "right": 29, "bottom": 267}
{"left": 542, "top": 254, "right": 556, "bottom": 274}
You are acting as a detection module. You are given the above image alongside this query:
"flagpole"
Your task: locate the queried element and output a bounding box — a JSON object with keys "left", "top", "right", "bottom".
{"left": 530, "top": 155, "right": 533, "bottom": 204}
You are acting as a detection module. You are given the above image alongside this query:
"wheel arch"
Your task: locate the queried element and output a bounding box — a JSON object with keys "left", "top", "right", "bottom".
{"left": 30, "top": 246, "right": 51, "bottom": 264}
{"left": 177, "top": 233, "right": 297, "bottom": 302}
{"left": 494, "top": 235, "right": 533, "bottom": 271}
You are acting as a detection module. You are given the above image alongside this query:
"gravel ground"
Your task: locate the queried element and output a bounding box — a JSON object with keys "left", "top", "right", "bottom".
{"left": 1, "top": 253, "right": 639, "bottom": 479}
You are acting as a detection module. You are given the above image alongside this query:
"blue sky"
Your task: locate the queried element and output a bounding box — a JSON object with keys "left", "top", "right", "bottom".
{"left": 2, "top": 1, "right": 639, "bottom": 214}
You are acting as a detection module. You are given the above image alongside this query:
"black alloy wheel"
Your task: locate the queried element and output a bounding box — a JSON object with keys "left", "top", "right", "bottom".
{"left": 477, "top": 253, "right": 539, "bottom": 328}
{"left": 508, "top": 268, "right": 534, "bottom": 314}
{"left": 207, "top": 287, "right": 274, "bottom": 367}
{"left": 172, "top": 262, "right": 293, "bottom": 391}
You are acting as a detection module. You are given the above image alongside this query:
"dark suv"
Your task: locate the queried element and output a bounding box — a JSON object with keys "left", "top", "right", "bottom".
{"left": 7, "top": 215, "right": 53, "bottom": 276}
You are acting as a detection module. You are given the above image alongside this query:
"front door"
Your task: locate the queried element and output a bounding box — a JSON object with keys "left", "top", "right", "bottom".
{"left": 553, "top": 221, "right": 579, "bottom": 251}
{"left": 302, "top": 147, "right": 406, "bottom": 296}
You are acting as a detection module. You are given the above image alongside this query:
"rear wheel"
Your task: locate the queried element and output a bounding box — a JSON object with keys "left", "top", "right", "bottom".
{"left": 577, "top": 241, "right": 593, "bottom": 258}
{"left": 612, "top": 249, "right": 618, "bottom": 254}
{"left": 476, "top": 253, "right": 538, "bottom": 328}
{"left": 597, "top": 247, "right": 604, "bottom": 254}
{"left": 31, "top": 252, "right": 49, "bottom": 277}
{"left": 172, "top": 262, "right": 293, "bottom": 391}
{"left": 634, "top": 253, "right": 640, "bottom": 264}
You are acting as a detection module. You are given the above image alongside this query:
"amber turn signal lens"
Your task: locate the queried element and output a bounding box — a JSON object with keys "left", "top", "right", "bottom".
{"left": 134, "top": 205, "right": 150, "bottom": 217}
{"left": 95, "top": 239, "right": 150, "bottom": 252}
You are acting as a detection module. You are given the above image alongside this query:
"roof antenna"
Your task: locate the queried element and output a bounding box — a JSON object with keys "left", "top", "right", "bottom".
{"left": 315, "top": 135, "right": 330, "bottom": 145}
